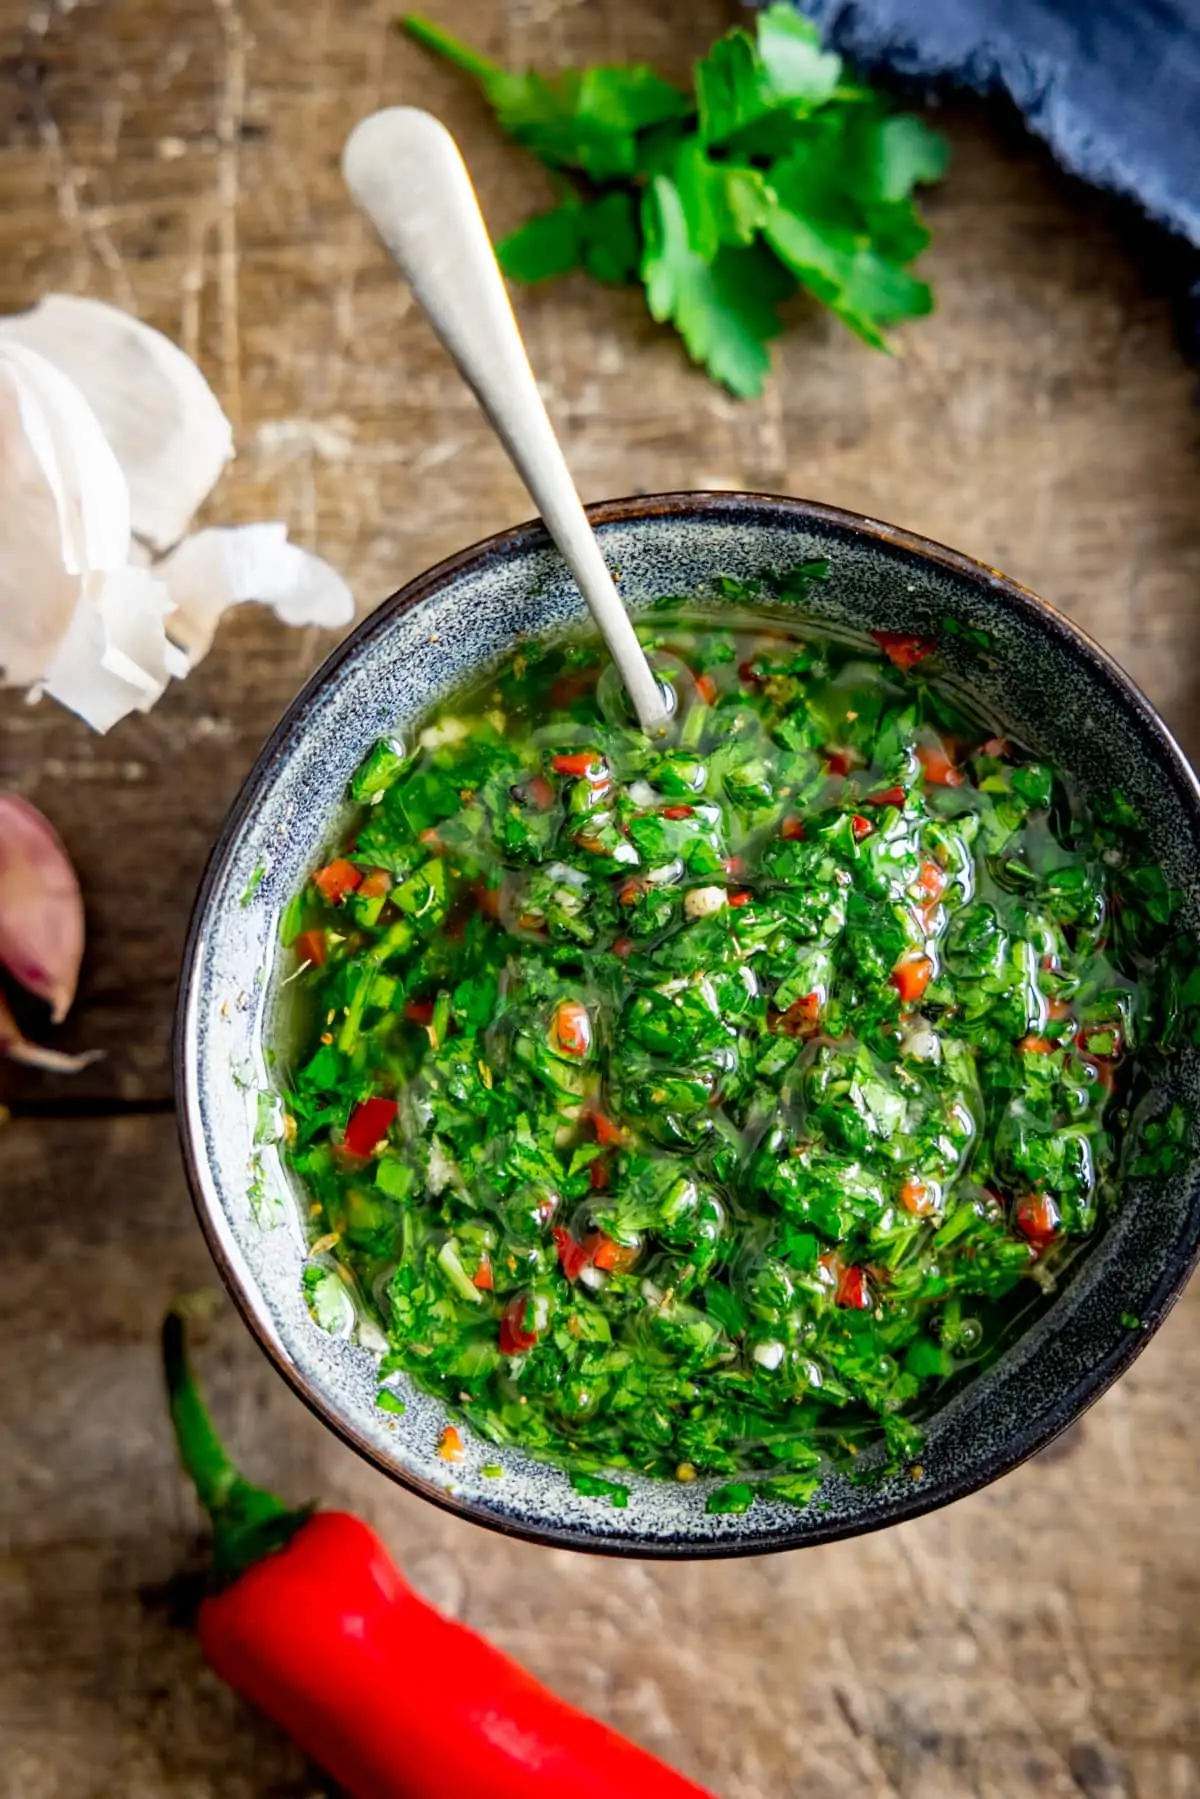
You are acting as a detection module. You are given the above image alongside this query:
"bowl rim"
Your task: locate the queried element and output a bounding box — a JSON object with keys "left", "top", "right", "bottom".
{"left": 175, "top": 489, "right": 1200, "bottom": 1557}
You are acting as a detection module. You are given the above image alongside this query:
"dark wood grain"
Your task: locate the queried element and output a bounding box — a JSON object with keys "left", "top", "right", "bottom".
{"left": 2, "top": 0, "right": 1199, "bottom": 1793}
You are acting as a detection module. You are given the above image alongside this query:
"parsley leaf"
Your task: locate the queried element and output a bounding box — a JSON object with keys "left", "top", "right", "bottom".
{"left": 641, "top": 175, "right": 793, "bottom": 397}
{"left": 765, "top": 132, "right": 936, "bottom": 347}
{"left": 570, "top": 1470, "right": 631, "bottom": 1507}
{"left": 671, "top": 138, "right": 775, "bottom": 256}
{"left": 398, "top": 5, "right": 947, "bottom": 391}
{"left": 695, "top": 6, "right": 842, "bottom": 148}
{"left": 499, "top": 191, "right": 641, "bottom": 286}
{"left": 401, "top": 14, "right": 690, "bottom": 180}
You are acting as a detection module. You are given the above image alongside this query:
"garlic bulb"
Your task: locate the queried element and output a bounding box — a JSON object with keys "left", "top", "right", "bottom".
{"left": 0, "top": 294, "right": 355, "bottom": 732}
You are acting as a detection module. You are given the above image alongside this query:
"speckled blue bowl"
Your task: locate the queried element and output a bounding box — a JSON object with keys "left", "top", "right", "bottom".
{"left": 176, "top": 492, "right": 1200, "bottom": 1556}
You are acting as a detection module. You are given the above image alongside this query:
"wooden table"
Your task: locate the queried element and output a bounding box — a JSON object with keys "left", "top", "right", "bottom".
{"left": 3, "top": 3, "right": 1199, "bottom": 1794}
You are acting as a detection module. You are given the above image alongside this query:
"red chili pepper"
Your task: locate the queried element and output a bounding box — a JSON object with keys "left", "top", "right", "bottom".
{"left": 472, "top": 1258, "right": 494, "bottom": 1292}
{"left": 163, "top": 1316, "right": 714, "bottom": 1799}
{"left": 617, "top": 877, "right": 645, "bottom": 907}
{"left": 661, "top": 805, "right": 694, "bottom": 820}
{"left": 590, "top": 1111, "right": 625, "bottom": 1146}
{"left": 780, "top": 816, "right": 805, "bottom": 841}
{"left": 695, "top": 673, "right": 717, "bottom": 704}
{"left": 584, "top": 1232, "right": 640, "bottom": 1273}
{"left": 1019, "top": 1036, "right": 1055, "bottom": 1055}
{"left": 913, "top": 860, "right": 947, "bottom": 902}
{"left": 851, "top": 814, "right": 873, "bottom": 841}
{"left": 358, "top": 868, "right": 393, "bottom": 899}
{"left": 552, "top": 751, "right": 602, "bottom": 778}
{"left": 526, "top": 774, "right": 556, "bottom": 811}
{"left": 737, "top": 658, "right": 760, "bottom": 686}
{"left": 343, "top": 1097, "right": 398, "bottom": 1159}
{"left": 772, "top": 992, "right": 822, "bottom": 1037}
{"left": 727, "top": 890, "right": 753, "bottom": 908}
{"left": 437, "top": 1425, "right": 464, "bottom": 1463}
{"left": 612, "top": 936, "right": 634, "bottom": 960}
{"left": 553, "top": 1227, "right": 591, "bottom": 1282}
{"left": 916, "top": 742, "right": 964, "bottom": 787}
{"left": 314, "top": 858, "right": 362, "bottom": 904}
{"left": 871, "top": 630, "right": 936, "bottom": 672}
{"left": 550, "top": 672, "right": 591, "bottom": 709}
{"left": 404, "top": 998, "right": 435, "bottom": 1026}
{"left": 477, "top": 885, "right": 503, "bottom": 921}
{"left": 898, "top": 1177, "right": 934, "bottom": 1217}
{"left": 589, "top": 1159, "right": 611, "bottom": 1191}
{"left": 294, "top": 929, "right": 327, "bottom": 968}
{"left": 826, "top": 751, "right": 853, "bottom": 777}
{"left": 834, "top": 1263, "right": 871, "bottom": 1309}
{"left": 722, "top": 854, "right": 747, "bottom": 877}
{"left": 552, "top": 999, "right": 591, "bottom": 1057}
{"left": 864, "top": 786, "right": 905, "bottom": 808}
{"left": 891, "top": 955, "right": 933, "bottom": 1003}
{"left": 499, "top": 1294, "right": 540, "bottom": 1354}
{"left": 1014, "top": 1192, "right": 1060, "bottom": 1252}
{"left": 979, "top": 736, "right": 1010, "bottom": 758}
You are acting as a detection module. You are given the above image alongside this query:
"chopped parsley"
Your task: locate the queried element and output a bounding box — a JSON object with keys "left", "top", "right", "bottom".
{"left": 277, "top": 580, "right": 1193, "bottom": 1507}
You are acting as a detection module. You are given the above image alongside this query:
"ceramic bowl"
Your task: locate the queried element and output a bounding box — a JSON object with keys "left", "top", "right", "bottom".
{"left": 176, "top": 492, "right": 1200, "bottom": 1556}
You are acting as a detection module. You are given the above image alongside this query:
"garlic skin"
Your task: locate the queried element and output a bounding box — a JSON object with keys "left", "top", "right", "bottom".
{"left": 156, "top": 524, "right": 354, "bottom": 666}
{"left": 0, "top": 342, "right": 131, "bottom": 687}
{"left": 0, "top": 794, "right": 85, "bottom": 1022}
{"left": 0, "top": 294, "right": 355, "bottom": 732}
{"left": 0, "top": 294, "right": 234, "bottom": 553}
{"left": 0, "top": 988, "right": 100, "bottom": 1072}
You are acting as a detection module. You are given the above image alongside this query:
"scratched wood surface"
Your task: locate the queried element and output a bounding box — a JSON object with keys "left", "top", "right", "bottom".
{"left": 3, "top": 2, "right": 1200, "bottom": 1796}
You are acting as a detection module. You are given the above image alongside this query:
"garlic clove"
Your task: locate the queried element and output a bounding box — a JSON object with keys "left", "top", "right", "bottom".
{"left": 0, "top": 988, "right": 101, "bottom": 1071}
{"left": 0, "top": 294, "right": 233, "bottom": 553}
{"left": 0, "top": 794, "right": 84, "bottom": 1021}
{"left": 0, "top": 342, "right": 131, "bottom": 688}
{"left": 156, "top": 523, "right": 355, "bottom": 666}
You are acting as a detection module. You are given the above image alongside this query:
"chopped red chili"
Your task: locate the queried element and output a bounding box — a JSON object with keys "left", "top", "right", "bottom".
{"left": 584, "top": 1232, "right": 639, "bottom": 1273}
{"left": 891, "top": 955, "right": 933, "bottom": 1003}
{"left": 499, "top": 1295, "right": 539, "bottom": 1354}
{"left": 916, "top": 742, "right": 964, "bottom": 787}
{"left": 342, "top": 1096, "right": 398, "bottom": 1159}
{"left": 293, "top": 929, "right": 327, "bottom": 968}
{"left": 871, "top": 630, "right": 936, "bottom": 672}
{"left": 313, "top": 859, "right": 361, "bottom": 904}
{"left": 1014, "top": 1193, "right": 1060, "bottom": 1252}
{"left": 552, "top": 999, "right": 591, "bottom": 1056}
{"left": 552, "top": 751, "right": 602, "bottom": 778}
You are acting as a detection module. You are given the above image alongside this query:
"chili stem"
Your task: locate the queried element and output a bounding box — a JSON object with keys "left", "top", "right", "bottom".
{"left": 162, "top": 1311, "right": 312, "bottom": 1586}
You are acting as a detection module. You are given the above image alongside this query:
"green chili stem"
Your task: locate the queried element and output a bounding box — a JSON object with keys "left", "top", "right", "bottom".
{"left": 162, "top": 1311, "right": 312, "bottom": 1586}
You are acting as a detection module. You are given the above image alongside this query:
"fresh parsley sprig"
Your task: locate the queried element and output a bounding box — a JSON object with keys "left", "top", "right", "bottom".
{"left": 399, "top": 7, "right": 948, "bottom": 397}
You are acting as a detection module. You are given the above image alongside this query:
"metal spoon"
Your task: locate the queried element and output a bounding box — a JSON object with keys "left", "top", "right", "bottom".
{"left": 342, "top": 106, "right": 671, "bottom": 737}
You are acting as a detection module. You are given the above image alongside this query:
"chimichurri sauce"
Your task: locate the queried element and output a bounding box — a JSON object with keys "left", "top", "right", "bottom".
{"left": 277, "top": 589, "right": 1184, "bottom": 1512}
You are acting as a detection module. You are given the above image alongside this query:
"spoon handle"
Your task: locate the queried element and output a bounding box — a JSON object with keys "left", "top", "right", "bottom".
{"left": 342, "top": 107, "right": 670, "bottom": 736}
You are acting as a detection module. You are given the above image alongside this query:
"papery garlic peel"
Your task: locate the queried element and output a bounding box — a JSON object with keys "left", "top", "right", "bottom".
{"left": 0, "top": 987, "right": 100, "bottom": 1072}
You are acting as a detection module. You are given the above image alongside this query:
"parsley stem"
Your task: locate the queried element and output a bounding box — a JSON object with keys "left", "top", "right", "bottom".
{"left": 398, "top": 13, "right": 500, "bottom": 83}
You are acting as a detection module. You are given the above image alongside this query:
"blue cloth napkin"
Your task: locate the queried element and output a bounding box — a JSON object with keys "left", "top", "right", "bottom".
{"left": 795, "top": 0, "right": 1200, "bottom": 249}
